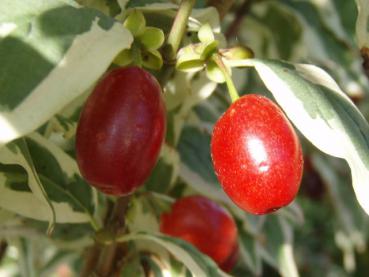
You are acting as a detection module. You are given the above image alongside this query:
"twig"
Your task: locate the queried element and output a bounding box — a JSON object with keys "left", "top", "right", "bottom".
{"left": 225, "top": 0, "right": 253, "bottom": 40}
{"left": 80, "top": 244, "right": 101, "bottom": 277}
{"left": 160, "top": 0, "right": 196, "bottom": 86}
{"left": 164, "top": 0, "right": 196, "bottom": 63}
{"left": 95, "top": 196, "right": 131, "bottom": 276}
{"left": 81, "top": 196, "right": 131, "bottom": 277}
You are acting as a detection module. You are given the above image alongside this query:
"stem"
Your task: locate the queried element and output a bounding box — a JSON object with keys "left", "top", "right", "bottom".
{"left": 81, "top": 196, "right": 131, "bottom": 276}
{"left": 213, "top": 54, "right": 240, "bottom": 102}
{"left": 80, "top": 244, "right": 101, "bottom": 277}
{"left": 165, "top": 0, "right": 196, "bottom": 62}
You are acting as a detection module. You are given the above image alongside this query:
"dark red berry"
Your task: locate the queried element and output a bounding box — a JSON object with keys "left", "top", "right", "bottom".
{"left": 160, "top": 195, "right": 238, "bottom": 271}
{"left": 211, "top": 94, "right": 303, "bottom": 215}
{"left": 76, "top": 67, "right": 166, "bottom": 195}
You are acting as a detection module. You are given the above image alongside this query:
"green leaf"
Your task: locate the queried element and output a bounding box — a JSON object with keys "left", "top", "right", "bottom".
{"left": 26, "top": 134, "right": 96, "bottom": 217}
{"left": 124, "top": 9, "right": 146, "bottom": 36}
{"left": 250, "top": 2, "right": 302, "bottom": 60}
{"left": 138, "top": 27, "right": 164, "bottom": 50}
{"left": 238, "top": 228, "right": 261, "bottom": 275}
{"left": 178, "top": 126, "right": 230, "bottom": 204}
{"left": 168, "top": 72, "right": 217, "bottom": 144}
{"left": 145, "top": 144, "right": 180, "bottom": 193}
{"left": 248, "top": 59, "right": 369, "bottom": 216}
{"left": 116, "top": 232, "right": 231, "bottom": 277}
{"left": 261, "top": 215, "right": 298, "bottom": 277}
{"left": 0, "top": 0, "right": 133, "bottom": 146}
{"left": 312, "top": 154, "right": 367, "bottom": 266}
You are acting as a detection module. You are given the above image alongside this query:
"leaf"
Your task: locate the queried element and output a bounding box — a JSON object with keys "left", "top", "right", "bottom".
{"left": 164, "top": 72, "right": 190, "bottom": 111}
{"left": 138, "top": 27, "right": 164, "bottom": 50}
{"left": 26, "top": 133, "right": 96, "bottom": 217}
{"left": 239, "top": 58, "right": 369, "bottom": 216}
{"left": 145, "top": 143, "right": 180, "bottom": 193}
{"left": 190, "top": 7, "right": 221, "bottom": 35}
{"left": 0, "top": 0, "right": 133, "bottom": 146}
{"left": 116, "top": 232, "right": 231, "bottom": 277}
{"left": 260, "top": 215, "right": 298, "bottom": 277}
{"left": 246, "top": 2, "right": 302, "bottom": 60}
{"left": 280, "top": 0, "right": 366, "bottom": 96}
{"left": 312, "top": 154, "right": 367, "bottom": 263}
{"left": 167, "top": 72, "right": 217, "bottom": 144}
{"left": 178, "top": 127, "right": 219, "bottom": 185}
{"left": 238, "top": 227, "right": 262, "bottom": 275}
{"left": 0, "top": 133, "right": 94, "bottom": 223}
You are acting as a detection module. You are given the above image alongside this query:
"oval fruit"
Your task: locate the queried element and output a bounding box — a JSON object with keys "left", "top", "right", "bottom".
{"left": 76, "top": 67, "right": 166, "bottom": 195}
{"left": 160, "top": 195, "right": 238, "bottom": 271}
{"left": 211, "top": 94, "right": 303, "bottom": 215}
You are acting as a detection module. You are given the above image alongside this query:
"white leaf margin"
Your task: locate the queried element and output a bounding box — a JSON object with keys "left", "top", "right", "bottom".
{"left": 0, "top": 133, "right": 93, "bottom": 223}
{"left": 0, "top": 15, "right": 133, "bottom": 146}
{"left": 117, "top": 232, "right": 231, "bottom": 277}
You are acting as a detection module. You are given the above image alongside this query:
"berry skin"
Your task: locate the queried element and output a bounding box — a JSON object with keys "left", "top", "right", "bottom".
{"left": 76, "top": 67, "right": 166, "bottom": 196}
{"left": 211, "top": 94, "right": 303, "bottom": 215}
{"left": 160, "top": 195, "right": 238, "bottom": 272}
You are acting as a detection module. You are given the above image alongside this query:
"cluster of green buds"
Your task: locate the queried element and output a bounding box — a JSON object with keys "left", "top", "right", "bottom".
{"left": 176, "top": 23, "right": 253, "bottom": 84}
{"left": 115, "top": 10, "right": 165, "bottom": 70}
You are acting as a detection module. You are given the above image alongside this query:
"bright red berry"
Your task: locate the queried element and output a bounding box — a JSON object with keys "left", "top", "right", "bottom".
{"left": 160, "top": 195, "right": 238, "bottom": 271}
{"left": 76, "top": 67, "right": 166, "bottom": 195}
{"left": 211, "top": 94, "right": 303, "bottom": 215}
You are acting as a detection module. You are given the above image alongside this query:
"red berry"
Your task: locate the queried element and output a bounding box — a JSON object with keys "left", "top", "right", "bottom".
{"left": 211, "top": 94, "right": 303, "bottom": 215}
{"left": 160, "top": 195, "right": 238, "bottom": 271}
{"left": 76, "top": 67, "right": 166, "bottom": 195}
{"left": 219, "top": 244, "right": 239, "bottom": 272}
